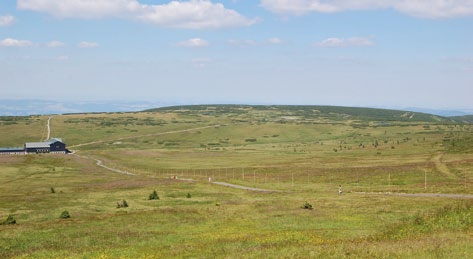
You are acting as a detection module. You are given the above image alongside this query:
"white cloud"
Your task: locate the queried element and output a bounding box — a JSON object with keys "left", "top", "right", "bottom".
{"left": 315, "top": 37, "right": 374, "bottom": 47}
{"left": 0, "top": 15, "right": 15, "bottom": 26}
{"left": 268, "top": 37, "right": 282, "bottom": 44}
{"left": 78, "top": 41, "right": 99, "bottom": 48}
{"left": 47, "top": 41, "right": 65, "bottom": 47}
{"left": 0, "top": 38, "right": 33, "bottom": 47}
{"left": 177, "top": 38, "right": 209, "bottom": 47}
{"left": 260, "top": 0, "right": 473, "bottom": 18}
{"left": 17, "top": 0, "right": 257, "bottom": 29}
{"left": 17, "top": 0, "right": 138, "bottom": 19}
{"left": 137, "top": 1, "right": 258, "bottom": 29}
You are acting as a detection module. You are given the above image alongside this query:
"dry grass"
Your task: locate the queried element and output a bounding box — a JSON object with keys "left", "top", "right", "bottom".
{"left": 1, "top": 107, "right": 472, "bottom": 258}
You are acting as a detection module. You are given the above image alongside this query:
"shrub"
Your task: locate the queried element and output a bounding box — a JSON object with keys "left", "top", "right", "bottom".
{"left": 50, "top": 187, "right": 56, "bottom": 193}
{"left": 301, "top": 202, "right": 313, "bottom": 210}
{"left": 1, "top": 215, "right": 16, "bottom": 225}
{"left": 149, "top": 190, "right": 160, "bottom": 200}
{"left": 60, "top": 210, "right": 71, "bottom": 219}
{"left": 117, "top": 200, "right": 129, "bottom": 208}
{"left": 187, "top": 193, "right": 192, "bottom": 198}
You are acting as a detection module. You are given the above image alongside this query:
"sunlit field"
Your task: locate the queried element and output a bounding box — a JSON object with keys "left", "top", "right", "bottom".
{"left": 1, "top": 105, "right": 472, "bottom": 258}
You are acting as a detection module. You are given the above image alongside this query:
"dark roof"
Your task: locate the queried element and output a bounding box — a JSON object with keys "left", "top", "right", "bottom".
{"left": 25, "top": 138, "right": 65, "bottom": 149}
{"left": 0, "top": 147, "right": 23, "bottom": 151}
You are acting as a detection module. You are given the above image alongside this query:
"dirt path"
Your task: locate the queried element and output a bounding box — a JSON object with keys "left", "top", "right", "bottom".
{"left": 73, "top": 153, "right": 134, "bottom": 176}
{"left": 211, "top": 181, "right": 281, "bottom": 192}
{"left": 70, "top": 124, "right": 224, "bottom": 175}
{"left": 69, "top": 124, "right": 222, "bottom": 148}
{"left": 431, "top": 152, "right": 458, "bottom": 180}
{"left": 356, "top": 192, "right": 473, "bottom": 199}
{"left": 43, "top": 116, "right": 52, "bottom": 141}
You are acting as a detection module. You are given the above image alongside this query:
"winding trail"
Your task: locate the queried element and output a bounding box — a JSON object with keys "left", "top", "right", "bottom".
{"left": 43, "top": 116, "right": 52, "bottom": 141}
{"left": 73, "top": 153, "right": 134, "bottom": 176}
{"left": 356, "top": 192, "right": 473, "bottom": 199}
{"left": 70, "top": 124, "right": 224, "bottom": 175}
{"left": 66, "top": 122, "right": 467, "bottom": 197}
{"left": 69, "top": 124, "right": 222, "bottom": 148}
{"left": 431, "top": 152, "right": 458, "bottom": 180}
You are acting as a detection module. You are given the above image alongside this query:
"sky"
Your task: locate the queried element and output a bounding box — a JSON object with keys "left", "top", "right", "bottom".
{"left": 1, "top": 0, "right": 473, "bottom": 111}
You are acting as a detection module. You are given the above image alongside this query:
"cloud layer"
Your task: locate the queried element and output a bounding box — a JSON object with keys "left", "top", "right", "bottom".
{"left": 0, "top": 15, "right": 15, "bottom": 26}
{"left": 177, "top": 38, "right": 209, "bottom": 47}
{"left": 0, "top": 38, "right": 33, "bottom": 47}
{"left": 78, "top": 41, "right": 99, "bottom": 48}
{"left": 260, "top": 0, "right": 473, "bottom": 18}
{"left": 17, "top": 0, "right": 257, "bottom": 29}
{"left": 315, "top": 37, "right": 374, "bottom": 47}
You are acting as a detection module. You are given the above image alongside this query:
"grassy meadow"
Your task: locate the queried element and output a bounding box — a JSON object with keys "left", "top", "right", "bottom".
{"left": 1, "top": 105, "right": 472, "bottom": 258}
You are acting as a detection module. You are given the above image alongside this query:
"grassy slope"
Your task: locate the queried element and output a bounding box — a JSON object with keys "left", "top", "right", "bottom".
{"left": 1, "top": 105, "right": 472, "bottom": 258}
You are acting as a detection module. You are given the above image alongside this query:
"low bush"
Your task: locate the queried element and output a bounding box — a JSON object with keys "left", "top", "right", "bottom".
{"left": 60, "top": 211, "right": 71, "bottom": 219}
{"left": 149, "top": 190, "right": 160, "bottom": 200}
{"left": 301, "top": 202, "right": 313, "bottom": 210}
{"left": 117, "top": 200, "right": 129, "bottom": 208}
{"left": 1, "top": 215, "right": 16, "bottom": 225}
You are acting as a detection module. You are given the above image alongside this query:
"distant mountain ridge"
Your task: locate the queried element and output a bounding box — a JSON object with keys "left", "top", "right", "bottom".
{"left": 146, "top": 104, "right": 466, "bottom": 123}
{"left": 0, "top": 100, "right": 166, "bottom": 116}
{"left": 0, "top": 100, "right": 471, "bottom": 122}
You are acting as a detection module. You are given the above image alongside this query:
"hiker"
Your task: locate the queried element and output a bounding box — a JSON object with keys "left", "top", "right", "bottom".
{"left": 338, "top": 185, "right": 342, "bottom": 196}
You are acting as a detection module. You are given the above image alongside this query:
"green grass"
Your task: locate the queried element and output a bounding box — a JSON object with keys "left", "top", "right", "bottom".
{"left": 1, "top": 105, "right": 472, "bottom": 258}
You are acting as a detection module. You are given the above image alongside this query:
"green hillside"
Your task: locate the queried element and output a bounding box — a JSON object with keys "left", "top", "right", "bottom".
{"left": 146, "top": 104, "right": 455, "bottom": 123}
{"left": 451, "top": 114, "right": 473, "bottom": 123}
{"left": 1, "top": 105, "right": 472, "bottom": 258}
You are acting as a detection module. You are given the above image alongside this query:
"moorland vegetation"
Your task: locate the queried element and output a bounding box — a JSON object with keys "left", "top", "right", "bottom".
{"left": 0, "top": 105, "right": 472, "bottom": 258}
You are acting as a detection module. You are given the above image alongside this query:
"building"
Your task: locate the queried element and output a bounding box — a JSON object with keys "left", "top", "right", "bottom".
{"left": 0, "top": 138, "right": 69, "bottom": 155}
{"left": 25, "top": 138, "right": 68, "bottom": 154}
{"left": 0, "top": 147, "right": 25, "bottom": 155}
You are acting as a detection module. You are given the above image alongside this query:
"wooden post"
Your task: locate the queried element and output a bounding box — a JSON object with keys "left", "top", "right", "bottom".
{"left": 465, "top": 171, "right": 467, "bottom": 190}
{"left": 424, "top": 170, "right": 427, "bottom": 191}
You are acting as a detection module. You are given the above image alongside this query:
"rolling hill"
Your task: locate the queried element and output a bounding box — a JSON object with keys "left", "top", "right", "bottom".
{"left": 145, "top": 104, "right": 461, "bottom": 123}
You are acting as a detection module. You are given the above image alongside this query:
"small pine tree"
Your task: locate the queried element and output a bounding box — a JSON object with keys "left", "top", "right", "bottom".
{"left": 60, "top": 210, "right": 71, "bottom": 219}
{"left": 50, "top": 187, "right": 56, "bottom": 193}
{"left": 2, "top": 215, "right": 16, "bottom": 225}
{"left": 186, "top": 193, "right": 192, "bottom": 198}
{"left": 149, "top": 190, "right": 159, "bottom": 200}
{"left": 122, "top": 200, "right": 128, "bottom": 208}
{"left": 301, "top": 202, "right": 313, "bottom": 210}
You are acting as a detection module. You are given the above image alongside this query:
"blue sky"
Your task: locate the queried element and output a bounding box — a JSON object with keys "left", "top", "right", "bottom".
{"left": 1, "top": 0, "right": 472, "bottom": 110}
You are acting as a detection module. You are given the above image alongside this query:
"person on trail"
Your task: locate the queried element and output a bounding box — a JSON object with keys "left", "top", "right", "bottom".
{"left": 338, "top": 185, "right": 342, "bottom": 196}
